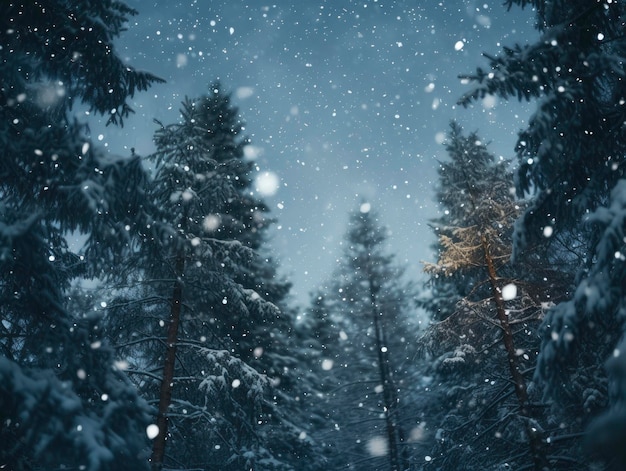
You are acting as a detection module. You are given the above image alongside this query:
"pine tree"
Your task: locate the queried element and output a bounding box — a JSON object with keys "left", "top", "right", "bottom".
{"left": 579, "top": 180, "right": 626, "bottom": 470}
{"left": 421, "top": 121, "right": 516, "bottom": 320}
{"left": 420, "top": 123, "right": 550, "bottom": 470}
{"left": 0, "top": 2, "right": 162, "bottom": 470}
{"left": 459, "top": 2, "right": 626, "bottom": 467}
{"left": 102, "top": 85, "right": 321, "bottom": 470}
{"left": 143, "top": 88, "right": 264, "bottom": 470}
{"left": 309, "top": 204, "right": 420, "bottom": 471}
{"left": 152, "top": 89, "right": 277, "bottom": 470}
{"left": 459, "top": 0, "right": 626, "bottom": 249}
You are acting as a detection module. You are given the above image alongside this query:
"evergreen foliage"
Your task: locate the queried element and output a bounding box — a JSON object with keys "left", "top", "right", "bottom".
{"left": 460, "top": 1, "right": 626, "bottom": 468}
{"left": 305, "top": 205, "right": 421, "bottom": 470}
{"left": 459, "top": 0, "right": 626, "bottom": 254}
{"left": 420, "top": 124, "right": 550, "bottom": 470}
{"left": 421, "top": 122, "right": 518, "bottom": 321}
{"left": 7, "top": 1, "right": 626, "bottom": 469}
{"left": 101, "top": 86, "right": 322, "bottom": 470}
{"left": 0, "top": 2, "right": 162, "bottom": 469}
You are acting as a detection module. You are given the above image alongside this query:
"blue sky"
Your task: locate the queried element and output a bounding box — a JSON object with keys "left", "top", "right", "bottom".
{"left": 88, "top": 0, "right": 537, "bottom": 304}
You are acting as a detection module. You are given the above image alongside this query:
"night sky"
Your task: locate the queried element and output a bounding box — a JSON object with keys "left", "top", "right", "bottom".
{"left": 90, "top": 0, "right": 537, "bottom": 304}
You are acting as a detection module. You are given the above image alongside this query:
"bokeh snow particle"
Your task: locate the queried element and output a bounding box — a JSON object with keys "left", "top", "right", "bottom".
{"left": 476, "top": 15, "right": 492, "bottom": 28}
{"left": 501, "top": 283, "right": 517, "bottom": 301}
{"left": 367, "top": 436, "right": 388, "bottom": 457}
{"left": 409, "top": 424, "right": 426, "bottom": 442}
{"left": 176, "top": 53, "right": 188, "bottom": 68}
{"left": 482, "top": 94, "right": 497, "bottom": 109}
{"left": 203, "top": 214, "right": 221, "bottom": 232}
{"left": 146, "top": 424, "right": 159, "bottom": 440}
{"left": 236, "top": 86, "right": 255, "bottom": 99}
{"left": 243, "top": 144, "right": 262, "bottom": 160}
{"left": 255, "top": 171, "right": 280, "bottom": 197}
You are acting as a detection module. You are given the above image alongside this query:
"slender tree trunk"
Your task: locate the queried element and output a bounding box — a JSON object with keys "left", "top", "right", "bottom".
{"left": 367, "top": 272, "right": 402, "bottom": 471}
{"left": 381, "top": 324, "right": 410, "bottom": 471}
{"left": 373, "top": 312, "right": 400, "bottom": 470}
{"left": 481, "top": 235, "right": 548, "bottom": 471}
{"left": 150, "top": 248, "right": 185, "bottom": 471}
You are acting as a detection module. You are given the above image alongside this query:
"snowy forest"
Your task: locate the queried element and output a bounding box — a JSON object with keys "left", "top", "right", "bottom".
{"left": 2, "top": 1, "right": 626, "bottom": 470}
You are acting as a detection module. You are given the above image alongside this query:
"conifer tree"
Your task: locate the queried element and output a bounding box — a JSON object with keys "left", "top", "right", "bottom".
{"left": 155, "top": 88, "right": 274, "bottom": 471}
{"left": 420, "top": 123, "right": 550, "bottom": 470}
{"left": 103, "top": 85, "right": 320, "bottom": 470}
{"left": 0, "top": 147, "right": 154, "bottom": 471}
{"left": 459, "top": 2, "right": 626, "bottom": 467}
{"left": 309, "top": 204, "right": 419, "bottom": 471}
{"left": 422, "top": 121, "right": 515, "bottom": 320}
{"left": 0, "top": 2, "right": 162, "bottom": 469}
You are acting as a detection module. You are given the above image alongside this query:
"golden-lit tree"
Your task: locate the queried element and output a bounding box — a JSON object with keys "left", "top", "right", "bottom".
{"left": 421, "top": 123, "right": 548, "bottom": 470}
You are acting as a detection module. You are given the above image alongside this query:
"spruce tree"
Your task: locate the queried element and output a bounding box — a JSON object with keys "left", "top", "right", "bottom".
{"left": 150, "top": 87, "right": 281, "bottom": 470}
{"left": 459, "top": 2, "right": 626, "bottom": 467}
{"left": 420, "top": 123, "right": 550, "bottom": 470}
{"left": 422, "top": 121, "right": 515, "bottom": 320}
{"left": 309, "top": 204, "right": 419, "bottom": 471}
{"left": 0, "top": 1, "right": 163, "bottom": 469}
{"left": 103, "top": 85, "right": 320, "bottom": 470}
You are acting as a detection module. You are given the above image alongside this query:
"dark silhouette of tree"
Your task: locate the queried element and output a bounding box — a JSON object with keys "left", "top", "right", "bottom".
{"left": 143, "top": 87, "right": 285, "bottom": 470}
{"left": 0, "top": 1, "right": 163, "bottom": 470}
{"left": 459, "top": 2, "right": 626, "bottom": 467}
{"left": 143, "top": 87, "right": 260, "bottom": 470}
{"left": 100, "top": 85, "right": 322, "bottom": 470}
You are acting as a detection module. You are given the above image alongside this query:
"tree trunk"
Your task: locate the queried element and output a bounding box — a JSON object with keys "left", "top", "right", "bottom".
{"left": 380, "top": 316, "right": 410, "bottom": 470}
{"left": 150, "top": 248, "right": 185, "bottom": 471}
{"left": 481, "top": 234, "right": 548, "bottom": 471}
{"left": 367, "top": 270, "right": 404, "bottom": 471}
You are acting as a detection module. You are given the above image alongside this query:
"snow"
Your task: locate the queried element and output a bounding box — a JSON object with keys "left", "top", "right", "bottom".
{"left": 11, "top": 0, "right": 616, "bottom": 469}
{"left": 366, "top": 436, "right": 388, "bottom": 457}
{"left": 254, "top": 171, "right": 280, "bottom": 197}
{"left": 146, "top": 424, "right": 159, "bottom": 439}
{"left": 0, "top": 356, "right": 145, "bottom": 470}
{"left": 501, "top": 283, "right": 517, "bottom": 301}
